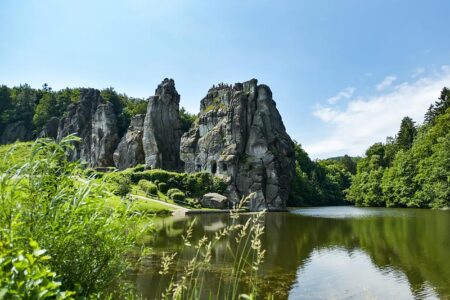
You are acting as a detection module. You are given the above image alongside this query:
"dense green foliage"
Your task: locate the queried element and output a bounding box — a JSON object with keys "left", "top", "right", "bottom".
{"left": 138, "top": 179, "right": 159, "bottom": 196}
{"left": 179, "top": 107, "right": 197, "bottom": 134}
{"left": 0, "top": 84, "right": 148, "bottom": 140}
{"left": 129, "top": 169, "right": 227, "bottom": 198}
{"left": 0, "top": 137, "right": 152, "bottom": 297}
{"left": 347, "top": 88, "right": 450, "bottom": 208}
{"left": 288, "top": 142, "right": 353, "bottom": 206}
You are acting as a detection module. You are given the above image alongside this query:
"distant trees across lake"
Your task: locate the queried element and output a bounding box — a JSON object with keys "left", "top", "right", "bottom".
{"left": 346, "top": 87, "right": 449, "bottom": 208}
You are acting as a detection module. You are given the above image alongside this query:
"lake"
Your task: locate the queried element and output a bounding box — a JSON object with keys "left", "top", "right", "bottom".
{"left": 129, "top": 207, "right": 450, "bottom": 299}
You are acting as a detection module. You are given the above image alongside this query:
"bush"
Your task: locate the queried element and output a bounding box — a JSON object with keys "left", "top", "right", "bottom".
{"left": 0, "top": 237, "right": 75, "bottom": 299}
{"left": 170, "top": 192, "right": 186, "bottom": 202}
{"left": 0, "top": 136, "right": 151, "bottom": 297}
{"left": 132, "top": 164, "right": 145, "bottom": 172}
{"left": 167, "top": 188, "right": 183, "bottom": 198}
{"left": 158, "top": 182, "right": 168, "bottom": 193}
{"left": 138, "top": 179, "right": 158, "bottom": 196}
{"left": 104, "top": 172, "right": 132, "bottom": 196}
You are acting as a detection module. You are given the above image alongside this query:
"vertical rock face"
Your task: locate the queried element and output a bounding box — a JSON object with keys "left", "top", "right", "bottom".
{"left": 91, "top": 102, "right": 119, "bottom": 167}
{"left": 143, "top": 78, "right": 183, "bottom": 171}
{"left": 181, "top": 79, "right": 295, "bottom": 211}
{"left": 0, "top": 121, "right": 33, "bottom": 144}
{"left": 57, "top": 88, "right": 119, "bottom": 167}
{"left": 38, "top": 117, "right": 60, "bottom": 139}
{"left": 113, "top": 114, "right": 145, "bottom": 170}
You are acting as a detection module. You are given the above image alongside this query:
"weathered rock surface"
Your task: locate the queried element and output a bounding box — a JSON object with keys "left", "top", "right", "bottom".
{"left": 181, "top": 79, "right": 295, "bottom": 211}
{"left": 38, "top": 117, "right": 60, "bottom": 139}
{"left": 57, "top": 88, "right": 119, "bottom": 167}
{"left": 143, "top": 78, "right": 183, "bottom": 171}
{"left": 201, "top": 193, "right": 229, "bottom": 209}
{"left": 91, "top": 102, "right": 119, "bottom": 167}
{"left": 0, "top": 121, "right": 32, "bottom": 144}
{"left": 113, "top": 114, "right": 145, "bottom": 170}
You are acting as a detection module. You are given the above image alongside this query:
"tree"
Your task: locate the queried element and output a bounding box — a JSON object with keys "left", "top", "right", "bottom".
{"left": 348, "top": 87, "right": 450, "bottom": 208}
{"left": 395, "top": 116, "right": 417, "bottom": 150}
{"left": 33, "top": 91, "right": 58, "bottom": 130}
{"left": 340, "top": 155, "right": 357, "bottom": 174}
{"left": 0, "top": 85, "right": 12, "bottom": 131}
{"left": 179, "top": 107, "right": 197, "bottom": 133}
{"left": 424, "top": 87, "right": 449, "bottom": 125}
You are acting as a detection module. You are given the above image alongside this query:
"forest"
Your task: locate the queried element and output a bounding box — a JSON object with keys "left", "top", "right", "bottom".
{"left": 346, "top": 87, "right": 450, "bottom": 208}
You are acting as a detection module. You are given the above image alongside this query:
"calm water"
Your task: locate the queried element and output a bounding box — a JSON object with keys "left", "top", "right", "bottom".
{"left": 130, "top": 207, "right": 450, "bottom": 299}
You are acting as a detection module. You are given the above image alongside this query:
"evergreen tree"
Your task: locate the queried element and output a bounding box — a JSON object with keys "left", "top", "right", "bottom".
{"left": 395, "top": 116, "right": 417, "bottom": 150}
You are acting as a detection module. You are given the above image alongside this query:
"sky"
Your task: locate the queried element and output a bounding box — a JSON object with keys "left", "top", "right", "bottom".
{"left": 1, "top": 0, "right": 449, "bottom": 159}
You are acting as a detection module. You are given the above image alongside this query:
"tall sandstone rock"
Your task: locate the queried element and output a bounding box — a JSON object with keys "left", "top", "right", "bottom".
{"left": 57, "top": 88, "right": 119, "bottom": 167}
{"left": 181, "top": 79, "right": 295, "bottom": 211}
{"left": 143, "top": 78, "right": 183, "bottom": 171}
{"left": 113, "top": 114, "right": 145, "bottom": 170}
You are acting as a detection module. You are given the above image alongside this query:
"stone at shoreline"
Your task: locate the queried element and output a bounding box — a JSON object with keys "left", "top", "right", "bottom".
{"left": 201, "top": 193, "right": 229, "bottom": 209}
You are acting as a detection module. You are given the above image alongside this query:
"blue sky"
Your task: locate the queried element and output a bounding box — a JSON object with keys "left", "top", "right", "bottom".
{"left": 1, "top": 0, "right": 449, "bottom": 158}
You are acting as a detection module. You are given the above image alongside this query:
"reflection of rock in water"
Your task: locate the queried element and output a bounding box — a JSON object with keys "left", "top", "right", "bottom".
{"left": 203, "top": 220, "right": 227, "bottom": 232}
{"left": 135, "top": 208, "right": 450, "bottom": 299}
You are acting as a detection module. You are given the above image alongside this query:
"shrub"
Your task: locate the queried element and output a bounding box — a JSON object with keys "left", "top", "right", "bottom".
{"left": 0, "top": 136, "right": 151, "bottom": 297}
{"left": 138, "top": 179, "right": 158, "bottom": 196}
{"left": 132, "top": 164, "right": 145, "bottom": 172}
{"left": 170, "top": 192, "right": 186, "bottom": 202}
{"left": 129, "top": 169, "right": 226, "bottom": 198}
{"left": 0, "top": 237, "right": 75, "bottom": 299}
{"left": 105, "top": 172, "right": 132, "bottom": 196}
{"left": 167, "top": 188, "right": 183, "bottom": 198}
{"left": 158, "top": 182, "right": 168, "bottom": 193}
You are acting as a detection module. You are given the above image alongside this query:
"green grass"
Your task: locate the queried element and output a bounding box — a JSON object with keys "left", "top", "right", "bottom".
{"left": 0, "top": 141, "right": 33, "bottom": 170}
{"left": 130, "top": 198, "right": 173, "bottom": 215}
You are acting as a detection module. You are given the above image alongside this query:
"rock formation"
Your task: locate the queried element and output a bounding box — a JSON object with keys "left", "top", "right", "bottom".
{"left": 57, "top": 88, "right": 119, "bottom": 167}
{"left": 181, "top": 79, "right": 295, "bottom": 211}
{"left": 143, "top": 78, "right": 183, "bottom": 171}
{"left": 113, "top": 114, "right": 145, "bottom": 170}
{"left": 201, "top": 193, "right": 229, "bottom": 209}
{"left": 38, "top": 117, "right": 60, "bottom": 139}
{"left": 0, "top": 121, "right": 33, "bottom": 144}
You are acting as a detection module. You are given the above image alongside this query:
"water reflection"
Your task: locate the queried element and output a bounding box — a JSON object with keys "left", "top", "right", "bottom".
{"left": 132, "top": 207, "right": 450, "bottom": 299}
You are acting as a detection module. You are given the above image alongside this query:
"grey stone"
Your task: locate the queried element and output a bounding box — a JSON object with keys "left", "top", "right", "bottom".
{"left": 57, "top": 88, "right": 120, "bottom": 167}
{"left": 113, "top": 114, "right": 145, "bottom": 170}
{"left": 181, "top": 79, "right": 295, "bottom": 211}
{"left": 38, "top": 117, "right": 60, "bottom": 139}
{"left": 143, "top": 78, "right": 183, "bottom": 171}
{"left": 0, "top": 121, "right": 32, "bottom": 144}
{"left": 201, "top": 193, "right": 229, "bottom": 209}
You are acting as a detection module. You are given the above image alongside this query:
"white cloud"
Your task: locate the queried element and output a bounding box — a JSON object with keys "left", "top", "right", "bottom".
{"left": 305, "top": 68, "right": 450, "bottom": 159}
{"left": 376, "top": 75, "right": 397, "bottom": 91}
{"left": 326, "top": 87, "right": 355, "bottom": 104}
{"left": 411, "top": 67, "right": 425, "bottom": 78}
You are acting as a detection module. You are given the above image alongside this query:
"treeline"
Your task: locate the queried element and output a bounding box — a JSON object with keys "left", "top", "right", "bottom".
{"left": 288, "top": 143, "right": 357, "bottom": 206}
{"left": 0, "top": 83, "right": 149, "bottom": 139}
{"left": 346, "top": 87, "right": 450, "bottom": 208}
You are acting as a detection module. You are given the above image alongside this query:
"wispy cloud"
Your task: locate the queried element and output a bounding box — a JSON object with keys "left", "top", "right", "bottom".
{"left": 376, "top": 75, "right": 397, "bottom": 91}
{"left": 326, "top": 87, "right": 355, "bottom": 104}
{"left": 305, "top": 67, "right": 450, "bottom": 159}
{"left": 411, "top": 67, "right": 425, "bottom": 78}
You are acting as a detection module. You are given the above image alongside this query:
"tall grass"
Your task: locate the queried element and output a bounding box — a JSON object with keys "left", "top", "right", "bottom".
{"left": 155, "top": 196, "right": 270, "bottom": 300}
{"left": 0, "top": 136, "right": 152, "bottom": 298}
